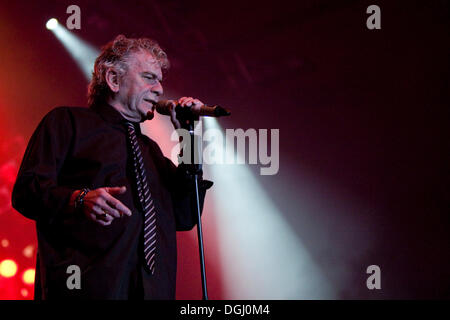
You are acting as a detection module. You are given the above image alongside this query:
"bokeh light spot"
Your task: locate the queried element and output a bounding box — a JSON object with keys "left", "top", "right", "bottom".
{"left": 22, "top": 244, "right": 34, "bottom": 258}
{"left": 22, "top": 268, "right": 35, "bottom": 285}
{"left": 1, "top": 238, "right": 9, "bottom": 248}
{"left": 20, "top": 288, "right": 29, "bottom": 298}
{"left": 0, "top": 259, "right": 18, "bottom": 278}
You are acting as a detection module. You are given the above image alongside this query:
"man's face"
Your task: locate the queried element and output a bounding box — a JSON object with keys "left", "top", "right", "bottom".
{"left": 116, "top": 50, "right": 163, "bottom": 122}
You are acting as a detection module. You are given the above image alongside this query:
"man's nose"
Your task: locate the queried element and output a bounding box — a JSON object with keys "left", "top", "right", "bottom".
{"left": 151, "top": 81, "right": 163, "bottom": 97}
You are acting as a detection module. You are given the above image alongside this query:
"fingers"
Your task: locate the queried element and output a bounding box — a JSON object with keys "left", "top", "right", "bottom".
{"left": 171, "top": 118, "right": 182, "bottom": 130}
{"left": 168, "top": 100, "right": 181, "bottom": 129}
{"left": 102, "top": 187, "right": 132, "bottom": 217}
{"left": 104, "top": 186, "right": 126, "bottom": 195}
{"left": 90, "top": 205, "right": 113, "bottom": 226}
{"left": 177, "top": 96, "right": 203, "bottom": 108}
{"left": 88, "top": 196, "right": 122, "bottom": 219}
{"left": 178, "top": 96, "right": 193, "bottom": 106}
{"left": 96, "top": 210, "right": 114, "bottom": 223}
{"left": 172, "top": 97, "right": 202, "bottom": 130}
{"left": 89, "top": 212, "right": 111, "bottom": 226}
{"left": 82, "top": 186, "right": 133, "bottom": 227}
{"left": 97, "top": 219, "right": 113, "bottom": 226}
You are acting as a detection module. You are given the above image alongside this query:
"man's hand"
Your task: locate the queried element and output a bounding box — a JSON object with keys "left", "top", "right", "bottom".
{"left": 73, "top": 186, "right": 132, "bottom": 226}
{"left": 169, "top": 96, "right": 203, "bottom": 130}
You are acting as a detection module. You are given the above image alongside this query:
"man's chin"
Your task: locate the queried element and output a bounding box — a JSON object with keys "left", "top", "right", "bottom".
{"left": 145, "top": 110, "right": 155, "bottom": 120}
{"left": 140, "top": 103, "right": 155, "bottom": 121}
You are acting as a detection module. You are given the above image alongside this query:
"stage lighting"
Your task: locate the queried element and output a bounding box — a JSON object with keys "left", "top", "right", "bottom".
{"left": 22, "top": 268, "right": 35, "bottom": 285}
{"left": 1, "top": 238, "right": 9, "bottom": 248}
{"left": 47, "top": 22, "right": 99, "bottom": 80}
{"left": 20, "top": 288, "right": 29, "bottom": 298}
{"left": 202, "top": 117, "right": 334, "bottom": 299}
{"left": 46, "top": 18, "right": 58, "bottom": 30}
{"left": 0, "top": 259, "right": 18, "bottom": 278}
{"left": 22, "top": 244, "right": 34, "bottom": 258}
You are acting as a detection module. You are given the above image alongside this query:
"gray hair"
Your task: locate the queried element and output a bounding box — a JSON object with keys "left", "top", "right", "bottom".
{"left": 87, "top": 35, "right": 170, "bottom": 106}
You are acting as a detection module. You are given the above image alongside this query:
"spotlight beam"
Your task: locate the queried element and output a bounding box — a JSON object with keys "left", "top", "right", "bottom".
{"left": 46, "top": 19, "right": 99, "bottom": 80}
{"left": 203, "top": 117, "right": 335, "bottom": 299}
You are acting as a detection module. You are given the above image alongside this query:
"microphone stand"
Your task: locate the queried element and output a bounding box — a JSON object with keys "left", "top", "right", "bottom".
{"left": 183, "top": 117, "right": 208, "bottom": 300}
{"left": 176, "top": 104, "right": 229, "bottom": 300}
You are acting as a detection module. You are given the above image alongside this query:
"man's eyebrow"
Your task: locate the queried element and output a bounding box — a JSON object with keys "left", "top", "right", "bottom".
{"left": 142, "top": 71, "right": 162, "bottom": 81}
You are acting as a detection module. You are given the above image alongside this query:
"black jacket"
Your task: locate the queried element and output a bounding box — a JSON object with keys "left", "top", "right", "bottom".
{"left": 12, "top": 102, "right": 211, "bottom": 299}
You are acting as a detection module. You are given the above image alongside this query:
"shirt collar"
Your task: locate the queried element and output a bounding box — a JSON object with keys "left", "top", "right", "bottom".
{"left": 90, "top": 102, "right": 142, "bottom": 134}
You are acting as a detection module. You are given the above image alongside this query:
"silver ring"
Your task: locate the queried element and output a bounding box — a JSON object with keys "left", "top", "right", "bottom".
{"left": 98, "top": 209, "right": 109, "bottom": 219}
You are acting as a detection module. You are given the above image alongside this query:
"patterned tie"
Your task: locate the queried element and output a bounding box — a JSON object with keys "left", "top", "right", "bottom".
{"left": 125, "top": 121, "right": 157, "bottom": 274}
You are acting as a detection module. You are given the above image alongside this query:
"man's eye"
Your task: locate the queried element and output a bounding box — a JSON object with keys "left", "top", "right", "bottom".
{"left": 143, "top": 75, "right": 156, "bottom": 80}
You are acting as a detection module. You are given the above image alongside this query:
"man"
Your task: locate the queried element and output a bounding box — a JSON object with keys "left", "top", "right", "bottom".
{"left": 12, "top": 35, "right": 212, "bottom": 299}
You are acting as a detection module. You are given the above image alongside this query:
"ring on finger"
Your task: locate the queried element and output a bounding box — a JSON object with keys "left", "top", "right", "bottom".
{"left": 100, "top": 214, "right": 110, "bottom": 221}
{"left": 98, "top": 209, "right": 109, "bottom": 219}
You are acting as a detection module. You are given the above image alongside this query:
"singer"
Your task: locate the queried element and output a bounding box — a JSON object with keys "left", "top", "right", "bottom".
{"left": 11, "top": 35, "right": 213, "bottom": 299}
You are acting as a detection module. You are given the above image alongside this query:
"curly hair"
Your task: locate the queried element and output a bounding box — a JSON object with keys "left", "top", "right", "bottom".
{"left": 87, "top": 35, "right": 170, "bottom": 106}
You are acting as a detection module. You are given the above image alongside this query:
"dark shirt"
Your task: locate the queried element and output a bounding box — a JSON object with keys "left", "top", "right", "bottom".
{"left": 12, "top": 102, "right": 211, "bottom": 299}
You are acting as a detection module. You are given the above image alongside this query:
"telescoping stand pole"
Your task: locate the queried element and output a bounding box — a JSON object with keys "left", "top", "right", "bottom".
{"left": 194, "top": 172, "right": 208, "bottom": 300}
{"left": 187, "top": 120, "right": 209, "bottom": 300}
{"left": 180, "top": 105, "right": 230, "bottom": 300}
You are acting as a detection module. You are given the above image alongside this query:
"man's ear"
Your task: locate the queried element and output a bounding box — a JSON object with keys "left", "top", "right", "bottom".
{"left": 105, "top": 68, "right": 120, "bottom": 93}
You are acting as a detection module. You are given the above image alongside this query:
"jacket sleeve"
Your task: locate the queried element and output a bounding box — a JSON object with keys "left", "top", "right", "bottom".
{"left": 11, "top": 107, "right": 76, "bottom": 225}
{"left": 166, "top": 159, "right": 213, "bottom": 231}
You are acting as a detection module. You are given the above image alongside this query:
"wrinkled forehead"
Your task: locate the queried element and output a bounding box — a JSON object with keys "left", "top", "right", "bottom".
{"left": 127, "top": 50, "right": 162, "bottom": 77}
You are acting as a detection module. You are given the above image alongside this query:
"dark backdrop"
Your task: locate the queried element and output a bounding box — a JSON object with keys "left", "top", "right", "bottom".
{"left": 0, "top": 0, "right": 448, "bottom": 299}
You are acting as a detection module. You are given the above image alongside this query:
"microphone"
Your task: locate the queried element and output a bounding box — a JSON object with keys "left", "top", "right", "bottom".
{"left": 155, "top": 100, "right": 231, "bottom": 118}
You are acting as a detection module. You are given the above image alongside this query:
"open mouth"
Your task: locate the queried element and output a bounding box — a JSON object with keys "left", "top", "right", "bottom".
{"left": 144, "top": 99, "right": 156, "bottom": 106}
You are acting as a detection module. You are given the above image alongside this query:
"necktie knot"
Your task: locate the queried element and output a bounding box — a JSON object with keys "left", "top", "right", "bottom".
{"left": 124, "top": 121, "right": 137, "bottom": 133}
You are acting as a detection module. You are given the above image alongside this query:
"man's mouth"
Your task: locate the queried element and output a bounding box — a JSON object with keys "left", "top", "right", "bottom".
{"left": 143, "top": 99, "right": 156, "bottom": 120}
{"left": 144, "top": 99, "right": 156, "bottom": 106}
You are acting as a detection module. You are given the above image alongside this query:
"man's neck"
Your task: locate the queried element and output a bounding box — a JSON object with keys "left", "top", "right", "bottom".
{"left": 107, "top": 99, "right": 141, "bottom": 122}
